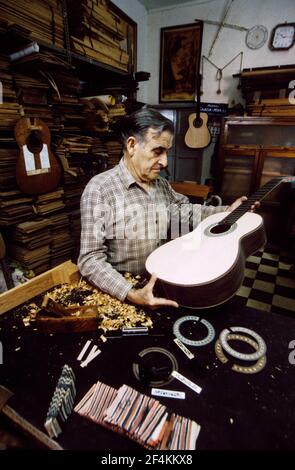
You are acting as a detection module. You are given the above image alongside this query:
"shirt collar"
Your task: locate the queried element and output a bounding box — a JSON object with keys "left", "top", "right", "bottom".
{"left": 118, "top": 158, "right": 137, "bottom": 189}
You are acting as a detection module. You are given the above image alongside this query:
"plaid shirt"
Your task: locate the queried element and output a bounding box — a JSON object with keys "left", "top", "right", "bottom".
{"left": 78, "top": 158, "right": 227, "bottom": 301}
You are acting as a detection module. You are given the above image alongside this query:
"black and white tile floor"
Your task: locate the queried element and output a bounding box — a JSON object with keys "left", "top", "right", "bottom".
{"left": 236, "top": 246, "right": 295, "bottom": 317}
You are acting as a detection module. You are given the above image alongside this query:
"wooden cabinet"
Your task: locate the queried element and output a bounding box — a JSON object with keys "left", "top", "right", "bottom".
{"left": 218, "top": 116, "right": 295, "bottom": 242}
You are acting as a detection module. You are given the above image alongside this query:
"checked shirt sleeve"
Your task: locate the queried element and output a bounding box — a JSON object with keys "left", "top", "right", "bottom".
{"left": 77, "top": 184, "right": 132, "bottom": 301}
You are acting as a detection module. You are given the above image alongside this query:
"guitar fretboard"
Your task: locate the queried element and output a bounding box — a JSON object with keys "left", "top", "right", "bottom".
{"left": 220, "top": 177, "right": 290, "bottom": 225}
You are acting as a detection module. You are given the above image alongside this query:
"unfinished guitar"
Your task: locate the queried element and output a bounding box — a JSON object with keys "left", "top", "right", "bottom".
{"left": 14, "top": 117, "right": 61, "bottom": 194}
{"left": 146, "top": 177, "right": 294, "bottom": 308}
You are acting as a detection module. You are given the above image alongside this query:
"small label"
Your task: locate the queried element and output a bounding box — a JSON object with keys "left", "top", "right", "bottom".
{"left": 172, "top": 370, "right": 202, "bottom": 394}
{"left": 151, "top": 388, "right": 185, "bottom": 399}
{"left": 174, "top": 338, "right": 194, "bottom": 359}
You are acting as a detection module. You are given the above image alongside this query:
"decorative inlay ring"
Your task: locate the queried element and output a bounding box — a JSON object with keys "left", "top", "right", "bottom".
{"left": 133, "top": 347, "right": 178, "bottom": 387}
{"left": 219, "top": 327, "right": 267, "bottom": 361}
{"left": 173, "top": 316, "right": 215, "bottom": 347}
{"left": 215, "top": 334, "right": 267, "bottom": 374}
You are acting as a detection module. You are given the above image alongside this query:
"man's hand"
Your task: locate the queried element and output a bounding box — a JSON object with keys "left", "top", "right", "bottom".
{"left": 126, "top": 273, "right": 179, "bottom": 308}
{"left": 227, "top": 196, "right": 260, "bottom": 213}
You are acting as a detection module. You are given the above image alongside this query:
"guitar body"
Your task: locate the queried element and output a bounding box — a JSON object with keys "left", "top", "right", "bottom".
{"left": 14, "top": 117, "right": 61, "bottom": 194}
{"left": 146, "top": 211, "right": 266, "bottom": 308}
{"left": 185, "top": 112, "right": 211, "bottom": 149}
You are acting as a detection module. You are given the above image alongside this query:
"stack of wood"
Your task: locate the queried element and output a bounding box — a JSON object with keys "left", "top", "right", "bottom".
{"left": 0, "top": 190, "right": 34, "bottom": 225}
{"left": 11, "top": 219, "right": 51, "bottom": 249}
{"left": 0, "top": 0, "right": 64, "bottom": 49}
{"left": 104, "top": 139, "right": 122, "bottom": 169}
{"left": 13, "top": 73, "right": 54, "bottom": 128}
{"left": 0, "top": 148, "right": 18, "bottom": 191}
{"left": 34, "top": 188, "right": 65, "bottom": 216}
{"left": 50, "top": 228, "right": 73, "bottom": 267}
{"left": 0, "top": 54, "right": 21, "bottom": 130}
{"left": 68, "top": 0, "right": 130, "bottom": 71}
{"left": 239, "top": 65, "right": 295, "bottom": 117}
{"left": 50, "top": 72, "right": 83, "bottom": 133}
{"left": 7, "top": 242, "right": 51, "bottom": 274}
{"left": 46, "top": 211, "right": 73, "bottom": 267}
{"left": 81, "top": 96, "right": 126, "bottom": 132}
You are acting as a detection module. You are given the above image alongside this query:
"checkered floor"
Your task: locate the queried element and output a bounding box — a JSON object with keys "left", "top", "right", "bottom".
{"left": 235, "top": 246, "right": 295, "bottom": 316}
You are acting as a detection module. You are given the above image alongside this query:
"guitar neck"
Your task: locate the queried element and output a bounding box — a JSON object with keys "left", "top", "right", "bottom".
{"left": 221, "top": 177, "right": 286, "bottom": 225}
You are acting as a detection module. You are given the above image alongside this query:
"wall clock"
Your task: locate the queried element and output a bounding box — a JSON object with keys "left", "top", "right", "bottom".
{"left": 246, "top": 25, "right": 268, "bottom": 50}
{"left": 270, "top": 23, "right": 295, "bottom": 50}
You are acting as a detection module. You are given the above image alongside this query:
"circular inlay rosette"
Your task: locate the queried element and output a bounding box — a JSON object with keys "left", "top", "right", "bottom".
{"left": 215, "top": 333, "right": 267, "bottom": 374}
{"left": 219, "top": 326, "right": 266, "bottom": 361}
{"left": 133, "top": 347, "right": 178, "bottom": 387}
{"left": 173, "top": 315, "right": 215, "bottom": 347}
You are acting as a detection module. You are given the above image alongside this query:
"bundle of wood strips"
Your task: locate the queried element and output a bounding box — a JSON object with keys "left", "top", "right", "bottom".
{"left": 68, "top": 0, "right": 131, "bottom": 72}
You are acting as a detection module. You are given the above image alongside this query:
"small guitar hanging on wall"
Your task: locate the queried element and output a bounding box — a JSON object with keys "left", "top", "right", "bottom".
{"left": 184, "top": 67, "right": 211, "bottom": 149}
{"left": 14, "top": 117, "right": 61, "bottom": 194}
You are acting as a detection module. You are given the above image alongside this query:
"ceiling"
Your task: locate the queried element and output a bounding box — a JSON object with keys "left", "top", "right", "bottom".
{"left": 137, "top": 0, "right": 201, "bottom": 11}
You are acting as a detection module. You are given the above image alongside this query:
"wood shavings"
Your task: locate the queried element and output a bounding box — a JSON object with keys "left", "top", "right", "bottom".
{"left": 23, "top": 274, "right": 153, "bottom": 333}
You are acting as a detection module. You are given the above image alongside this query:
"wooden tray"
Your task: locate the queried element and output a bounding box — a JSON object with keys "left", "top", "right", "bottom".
{"left": 0, "top": 260, "right": 100, "bottom": 332}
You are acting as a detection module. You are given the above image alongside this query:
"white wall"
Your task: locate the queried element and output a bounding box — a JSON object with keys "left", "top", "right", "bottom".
{"left": 111, "top": 0, "right": 148, "bottom": 102}
{"left": 145, "top": 0, "right": 295, "bottom": 105}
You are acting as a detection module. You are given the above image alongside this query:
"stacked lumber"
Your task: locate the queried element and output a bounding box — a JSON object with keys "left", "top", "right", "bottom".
{"left": 13, "top": 72, "right": 55, "bottom": 127}
{"left": 34, "top": 188, "right": 66, "bottom": 216}
{"left": 239, "top": 65, "right": 295, "bottom": 117}
{"left": 81, "top": 96, "right": 126, "bottom": 132}
{"left": 104, "top": 139, "right": 122, "bottom": 169}
{"left": 0, "top": 0, "right": 64, "bottom": 48}
{"left": 0, "top": 148, "right": 18, "bottom": 190}
{"left": 50, "top": 229, "right": 73, "bottom": 267}
{"left": 247, "top": 98, "right": 295, "bottom": 117}
{"left": 11, "top": 219, "right": 51, "bottom": 249}
{"left": 0, "top": 55, "right": 21, "bottom": 130}
{"left": 7, "top": 242, "right": 51, "bottom": 273}
{"left": 68, "top": 0, "right": 130, "bottom": 71}
{"left": 0, "top": 190, "right": 34, "bottom": 225}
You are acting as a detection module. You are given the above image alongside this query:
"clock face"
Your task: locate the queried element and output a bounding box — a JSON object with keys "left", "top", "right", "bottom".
{"left": 271, "top": 23, "right": 295, "bottom": 49}
{"left": 246, "top": 25, "right": 268, "bottom": 49}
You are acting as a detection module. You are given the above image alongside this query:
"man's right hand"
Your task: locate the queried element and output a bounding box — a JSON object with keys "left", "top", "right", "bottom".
{"left": 126, "top": 273, "right": 179, "bottom": 309}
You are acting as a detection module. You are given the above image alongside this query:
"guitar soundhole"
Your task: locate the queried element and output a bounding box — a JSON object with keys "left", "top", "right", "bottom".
{"left": 210, "top": 223, "right": 232, "bottom": 234}
{"left": 27, "top": 131, "right": 43, "bottom": 153}
{"left": 193, "top": 117, "right": 203, "bottom": 129}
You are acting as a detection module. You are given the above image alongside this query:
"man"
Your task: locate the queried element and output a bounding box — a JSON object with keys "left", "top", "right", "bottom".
{"left": 78, "top": 107, "right": 257, "bottom": 309}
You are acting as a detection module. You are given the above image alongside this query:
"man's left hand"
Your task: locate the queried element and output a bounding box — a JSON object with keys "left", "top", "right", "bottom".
{"left": 227, "top": 196, "right": 260, "bottom": 213}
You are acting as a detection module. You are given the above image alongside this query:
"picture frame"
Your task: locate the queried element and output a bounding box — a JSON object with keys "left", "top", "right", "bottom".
{"left": 159, "top": 22, "right": 203, "bottom": 103}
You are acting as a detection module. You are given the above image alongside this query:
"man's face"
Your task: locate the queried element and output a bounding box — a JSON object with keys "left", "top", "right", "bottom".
{"left": 127, "top": 128, "right": 173, "bottom": 183}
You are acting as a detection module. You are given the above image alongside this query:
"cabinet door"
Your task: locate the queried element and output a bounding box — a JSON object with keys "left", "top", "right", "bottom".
{"left": 259, "top": 150, "right": 295, "bottom": 187}
{"left": 219, "top": 148, "right": 259, "bottom": 203}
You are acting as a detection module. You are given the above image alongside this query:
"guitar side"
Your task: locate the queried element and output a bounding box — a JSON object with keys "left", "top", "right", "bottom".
{"left": 145, "top": 212, "right": 266, "bottom": 308}
{"left": 184, "top": 112, "right": 211, "bottom": 149}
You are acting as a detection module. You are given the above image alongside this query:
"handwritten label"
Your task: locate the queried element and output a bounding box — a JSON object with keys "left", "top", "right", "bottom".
{"left": 173, "top": 338, "right": 194, "bottom": 359}
{"left": 151, "top": 388, "right": 185, "bottom": 399}
{"left": 172, "top": 370, "right": 202, "bottom": 394}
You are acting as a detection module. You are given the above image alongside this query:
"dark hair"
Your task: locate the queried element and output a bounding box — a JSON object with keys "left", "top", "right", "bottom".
{"left": 119, "top": 106, "right": 174, "bottom": 149}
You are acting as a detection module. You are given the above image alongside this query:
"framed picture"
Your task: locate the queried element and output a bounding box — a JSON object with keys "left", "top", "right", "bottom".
{"left": 159, "top": 22, "right": 203, "bottom": 103}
